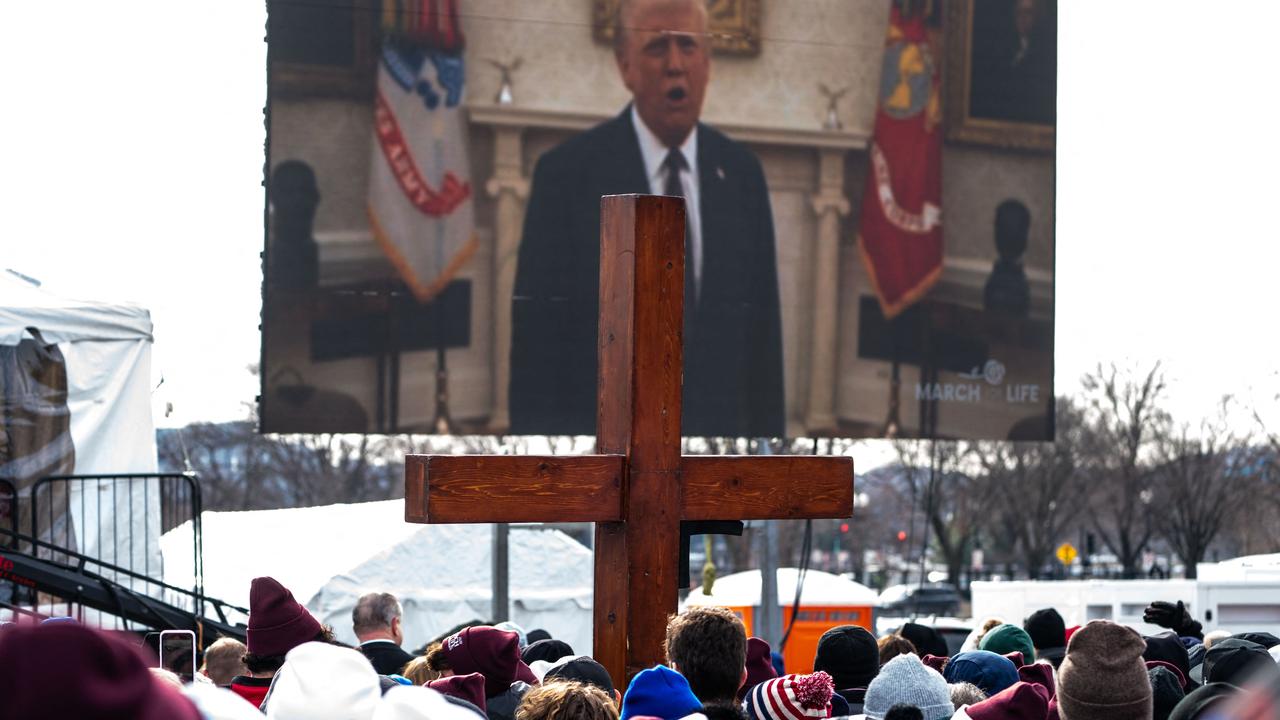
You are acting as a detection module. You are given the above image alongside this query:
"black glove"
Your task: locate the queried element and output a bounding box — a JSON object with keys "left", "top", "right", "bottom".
{"left": 1142, "top": 600, "right": 1204, "bottom": 640}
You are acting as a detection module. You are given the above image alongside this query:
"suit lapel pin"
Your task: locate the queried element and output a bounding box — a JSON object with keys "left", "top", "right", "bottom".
{"left": 716, "top": 166, "right": 725, "bottom": 180}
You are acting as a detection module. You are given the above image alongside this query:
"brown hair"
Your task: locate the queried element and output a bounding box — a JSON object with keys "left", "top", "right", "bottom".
{"left": 242, "top": 625, "right": 337, "bottom": 675}
{"left": 402, "top": 654, "right": 439, "bottom": 685}
{"left": 973, "top": 618, "right": 1005, "bottom": 648}
{"left": 518, "top": 681, "right": 620, "bottom": 720}
{"left": 664, "top": 606, "right": 747, "bottom": 703}
{"left": 201, "top": 637, "right": 248, "bottom": 686}
{"left": 877, "top": 634, "right": 917, "bottom": 666}
{"left": 424, "top": 641, "right": 451, "bottom": 673}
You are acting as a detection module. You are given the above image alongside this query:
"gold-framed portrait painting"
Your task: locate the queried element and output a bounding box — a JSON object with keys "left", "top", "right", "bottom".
{"left": 592, "top": 0, "right": 761, "bottom": 56}
{"left": 945, "top": 0, "right": 1056, "bottom": 151}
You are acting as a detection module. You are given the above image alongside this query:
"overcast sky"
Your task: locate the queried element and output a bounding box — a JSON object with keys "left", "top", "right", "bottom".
{"left": 4, "top": 2, "right": 1277, "bottom": 440}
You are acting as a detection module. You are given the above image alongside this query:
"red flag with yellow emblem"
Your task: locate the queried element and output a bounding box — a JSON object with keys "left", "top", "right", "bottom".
{"left": 857, "top": 2, "right": 943, "bottom": 318}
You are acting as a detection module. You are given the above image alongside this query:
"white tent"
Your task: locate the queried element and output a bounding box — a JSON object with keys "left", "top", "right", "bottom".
{"left": 0, "top": 270, "right": 158, "bottom": 576}
{"left": 684, "top": 568, "right": 880, "bottom": 608}
{"left": 162, "top": 500, "right": 595, "bottom": 653}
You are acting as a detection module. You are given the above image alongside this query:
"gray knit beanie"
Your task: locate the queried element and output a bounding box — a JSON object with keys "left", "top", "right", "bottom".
{"left": 864, "top": 654, "right": 954, "bottom": 720}
{"left": 1058, "top": 620, "right": 1154, "bottom": 720}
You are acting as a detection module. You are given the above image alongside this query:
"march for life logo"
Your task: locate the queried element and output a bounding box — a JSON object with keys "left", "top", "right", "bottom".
{"left": 915, "top": 358, "right": 1041, "bottom": 405}
{"left": 367, "top": 0, "right": 476, "bottom": 303}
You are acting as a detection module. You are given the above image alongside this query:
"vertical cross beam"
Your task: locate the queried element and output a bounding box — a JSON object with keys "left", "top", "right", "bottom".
{"left": 594, "top": 195, "right": 686, "bottom": 682}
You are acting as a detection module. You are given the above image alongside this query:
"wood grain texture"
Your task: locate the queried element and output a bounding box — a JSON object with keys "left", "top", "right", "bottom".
{"left": 406, "top": 454, "right": 624, "bottom": 523}
{"left": 592, "top": 521, "right": 627, "bottom": 689}
{"left": 680, "top": 455, "right": 854, "bottom": 520}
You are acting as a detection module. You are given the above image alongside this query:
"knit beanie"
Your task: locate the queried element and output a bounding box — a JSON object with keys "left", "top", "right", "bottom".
{"left": 1142, "top": 632, "right": 1191, "bottom": 685}
{"left": 428, "top": 672, "right": 488, "bottom": 714}
{"left": 523, "top": 638, "right": 576, "bottom": 665}
{"left": 0, "top": 623, "right": 202, "bottom": 720}
{"left": 621, "top": 665, "right": 704, "bottom": 720}
{"left": 1024, "top": 609, "right": 1067, "bottom": 651}
{"left": 265, "top": 642, "right": 382, "bottom": 720}
{"left": 373, "top": 686, "right": 490, "bottom": 720}
{"left": 1144, "top": 661, "right": 1187, "bottom": 691}
{"left": 864, "top": 654, "right": 955, "bottom": 720}
{"left": 744, "top": 672, "right": 835, "bottom": 720}
{"left": 1201, "top": 638, "right": 1278, "bottom": 685}
{"left": 544, "top": 656, "right": 616, "bottom": 696}
{"left": 1017, "top": 662, "right": 1055, "bottom": 698}
{"left": 247, "top": 576, "right": 324, "bottom": 656}
{"left": 814, "top": 625, "right": 879, "bottom": 692}
{"left": 739, "top": 637, "right": 781, "bottom": 700}
{"left": 959, "top": 681, "right": 1051, "bottom": 720}
{"left": 900, "top": 623, "right": 949, "bottom": 659}
{"left": 980, "top": 625, "right": 1037, "bottom": 664}
{"left": 1057, "top": 621, "right": 1153, "bottom": 720}
{"left": 1147, "top": 666, "right": 1185, "bottom": 720}
{"left": 442, "top": 626, "right": 539, "bottom": 697}
{"left": 943, "top": 651, "right": 1019, "bottom": 697}
{"left": 1167, "top": 683, "right": 1238, "bottom": 720}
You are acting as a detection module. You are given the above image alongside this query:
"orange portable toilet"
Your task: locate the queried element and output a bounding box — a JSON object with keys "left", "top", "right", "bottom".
{"left": 682, "top": 568, "right": 878, "bottom": 674}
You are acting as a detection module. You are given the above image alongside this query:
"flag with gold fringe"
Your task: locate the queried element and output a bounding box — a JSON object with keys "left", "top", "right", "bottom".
{"left": 857, "top": 1, "right": 943, "bottom": 318}
{"left": 367, "top": 0, "right": 475, "bottom": 302}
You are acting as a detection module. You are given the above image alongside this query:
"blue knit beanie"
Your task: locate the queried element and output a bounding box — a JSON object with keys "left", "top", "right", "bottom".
{"left": 863, "top": 654, "right": 953, "bottom": 720}
{"left": 621, "top": 665, "right": 704, "bottom": 720}
{"left": 943, "top": 651, "right": 1019, "bottom": 697}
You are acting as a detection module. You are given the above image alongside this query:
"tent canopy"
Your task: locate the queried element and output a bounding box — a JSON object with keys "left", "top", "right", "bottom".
{"left": 0, "top": 270, "right": 152, "bottom": 345}
{"left": 163, "top": 499, "right": 594, "bottom": 652}
{"left": 685, "top": 568, "right": 879, "bottom": 608}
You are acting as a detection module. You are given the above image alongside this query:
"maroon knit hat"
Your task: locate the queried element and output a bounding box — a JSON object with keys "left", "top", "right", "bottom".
{"left": 0, "top": 624, "right": 202, "bottom": 720}
{"left": 443, "top": 626, "right": 538, "bottom": 697}
{"left": 922, "top": 654, "right": 949, "bottom": 674}
{"left": 429, "top": 672, "right": 488, "bottom": 713}
{"left": 738, "top": 637, "right": 781, "bottom": 700}
{"left": 966, "top": 681, "right": 1051, "bottom": 720}
{"left": 1018, "top": 662, "right": 1056, "bottom": 698}
{"left": 247, "top": 575, "right": 324, "bottom": 656}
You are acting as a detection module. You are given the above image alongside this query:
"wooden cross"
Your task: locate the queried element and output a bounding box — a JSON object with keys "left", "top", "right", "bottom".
{"left": 405, "top": 195, "right": 853, "bottom": 687}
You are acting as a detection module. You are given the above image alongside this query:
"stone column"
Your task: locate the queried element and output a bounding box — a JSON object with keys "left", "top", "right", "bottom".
{"left": 805, "top": 148, "right": 850, "bottom": 431}
{"left": 486, "top": 126, "right": 529, "bottom": 431}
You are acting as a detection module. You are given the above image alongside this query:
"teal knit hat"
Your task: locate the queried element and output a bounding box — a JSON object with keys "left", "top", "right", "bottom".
{"left": 980, "top": 624, "right": 1037, "bottom": 663}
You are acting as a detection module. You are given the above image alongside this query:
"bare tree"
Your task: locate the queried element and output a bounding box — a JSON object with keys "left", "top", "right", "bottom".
{"left": 973, "top": 397, "right": 1086, "bottom": 579}
{"left": 1152, "top": 406, "right": 1257, "bottom": 578}
{"left": 1081, "top": 363, "right": 1168, "bottom": 578}
{"left": 892, "top": 439, "right": 984, "bottom": 587}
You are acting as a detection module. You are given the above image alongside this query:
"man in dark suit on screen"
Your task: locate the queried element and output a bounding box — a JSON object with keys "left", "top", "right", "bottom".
{"left": 510, "top": 0, "right": 784, "bottom": 438}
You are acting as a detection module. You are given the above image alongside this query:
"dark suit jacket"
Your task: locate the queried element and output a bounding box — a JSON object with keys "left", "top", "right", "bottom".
{"left": 510, "top": 107, "right": 784, "bottom": 437}
{"left": 360, "top": 640, "right": 414, "bottom": 676}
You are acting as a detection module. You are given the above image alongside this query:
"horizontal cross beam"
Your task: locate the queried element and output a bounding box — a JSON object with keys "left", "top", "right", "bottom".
{"left": 405, "top": 453, "right": 853, "bottom": 524}
{"left": 680, "top": 455, "right": 854, "bottom": 521}
{"left": 405, "top": 455, "right": 625, "bottom": 523}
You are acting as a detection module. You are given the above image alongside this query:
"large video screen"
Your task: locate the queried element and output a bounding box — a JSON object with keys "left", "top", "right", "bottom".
{"left": 261, "top": 0, "right": 1056, "bottom": 440}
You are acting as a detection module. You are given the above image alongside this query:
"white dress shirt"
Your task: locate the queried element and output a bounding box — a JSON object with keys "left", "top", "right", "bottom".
{"left": 631, "top": 105, "right": 703, "bottom": 298}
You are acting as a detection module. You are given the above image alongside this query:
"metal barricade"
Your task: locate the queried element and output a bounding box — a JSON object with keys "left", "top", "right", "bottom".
{"left": 27, "top": 473, "right": 204, "bottom": 615}
{"left": 0, "top": 479, "right": 14, "bottom": 549}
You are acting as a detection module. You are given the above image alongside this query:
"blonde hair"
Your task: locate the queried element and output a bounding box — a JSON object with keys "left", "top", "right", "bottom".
{"left": 517, "top": 680, "right": 620, "bottom": 720}
{"left": 402, "top": 654, "right": 439, "bottom": 685}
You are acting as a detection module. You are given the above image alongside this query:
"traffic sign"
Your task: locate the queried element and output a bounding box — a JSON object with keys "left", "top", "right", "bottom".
{"left": 1056, "top": 542, "right": 1078, "bottom": 566}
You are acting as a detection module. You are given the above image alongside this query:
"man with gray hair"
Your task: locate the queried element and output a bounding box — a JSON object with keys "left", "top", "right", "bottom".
{"left": 352, "top": 591, "right": 414, "bottom": 675}
{"left": 510, "top": 0, "right": 783, "bottom": 438}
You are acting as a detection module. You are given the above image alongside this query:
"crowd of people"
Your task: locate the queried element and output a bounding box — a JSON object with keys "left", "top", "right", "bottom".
{"left": 0, "top": 576, "right": 1278, "bottom": 720}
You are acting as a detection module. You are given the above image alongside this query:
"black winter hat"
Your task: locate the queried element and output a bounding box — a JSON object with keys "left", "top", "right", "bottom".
{"left": 1148, "top": 665, "right": 1185, "bottom": 720}
{"left": 1023, "top": 608, "right": 1066, "bottom": 650}
{"left": 1202, "top": 638, "right": 1279, "bottom": 685}
{"left": 1144, "top": 632, "right": 1192, "bottom": 684}
{"left": 1168, "top": 682, "right": 1238, "bottom": 720}
{"left": 814, "top": 625, "right": 879, "bottom": 691}
{"left": 1229, "top": 631, "right": 1280, "bottom": 649}
{"left": 522, "top": 639, "right": 575, "bottom": 665}
{"left": 899, "top": 623, "right": 949, "bottom": 659}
